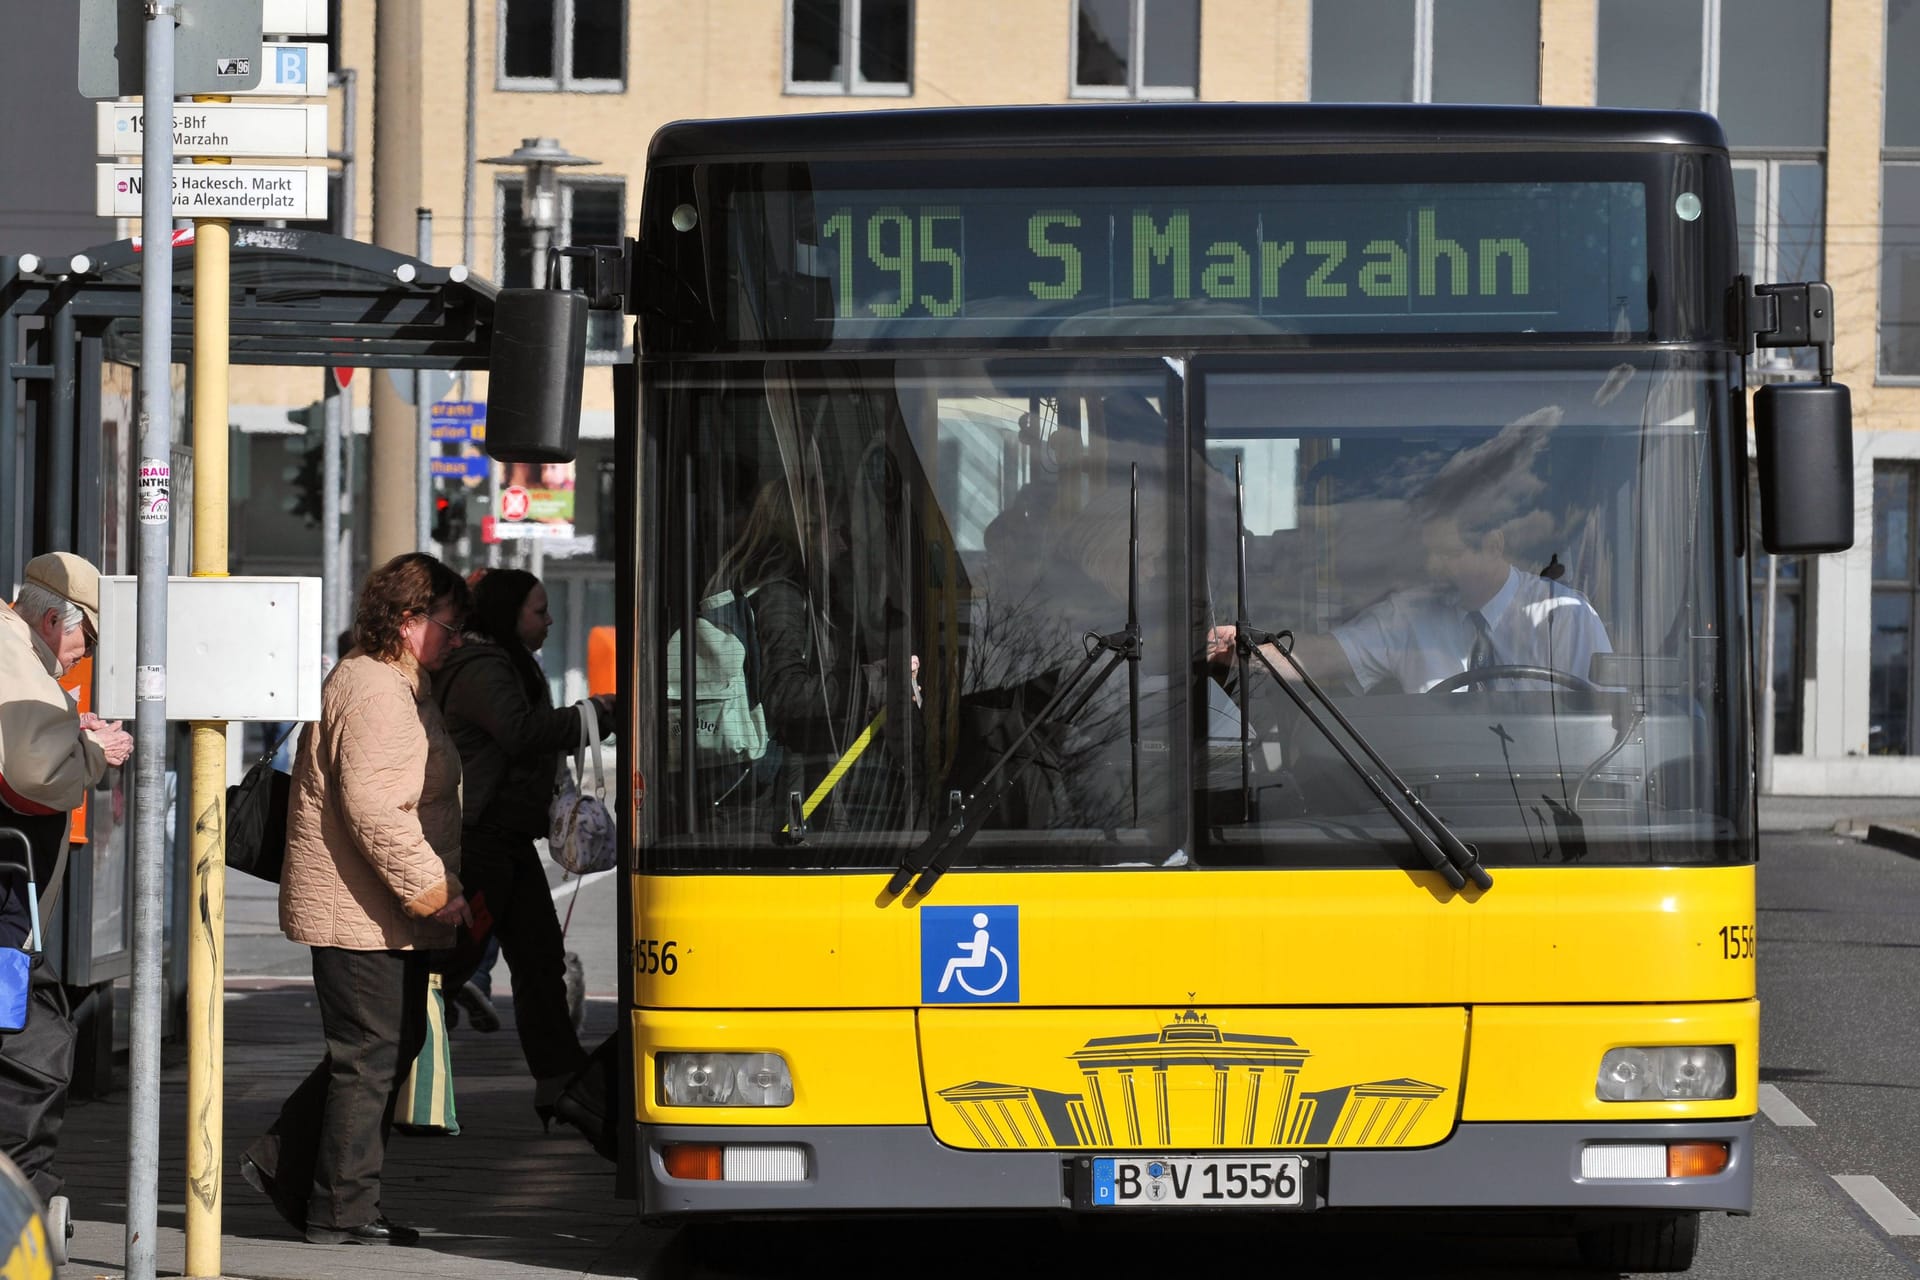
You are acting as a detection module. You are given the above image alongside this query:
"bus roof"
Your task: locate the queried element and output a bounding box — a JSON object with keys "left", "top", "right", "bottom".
{"left": 648, "top": 103, "right": 1728, "bottom": 165}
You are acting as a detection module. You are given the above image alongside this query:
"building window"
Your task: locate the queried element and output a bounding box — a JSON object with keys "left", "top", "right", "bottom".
{"left": 1600, "top": 0, "right": 1828, "bottom": 376}
{"left": 1598, "top": 0, "right": 1827, "bottom": 147}
{"left": 1309, "top": 0, "right": 1536, "bottom": 105}
{"left": 1751, "top": 475, "right": 1805, "bottom": 755}
{"left": 787, "top": 0, "right": 912, "bottom": 95}
{"left": 1734, "top": 159, "right": 1825, "bottom": 374}
{"left": 1072, "top": 0, "right": 1199, "bottom": 100}
{"left": 1886, "top": 165, "right": 1920, "bottom": 377}
{"left": 1882, "top": 1, "right": 1920, "bottom": 378}
{"left": 500, "top": 0, "right": 624, "bottom": 92}
{"left": 1872, "top": 464, "right": 1918, "bottom": 755}
{"left": 498, "top": 179, "right": 627, "bottom": 356}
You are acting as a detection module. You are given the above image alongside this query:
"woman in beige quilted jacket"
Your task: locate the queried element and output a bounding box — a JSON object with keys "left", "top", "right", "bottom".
{"left": 241, "top": 553, "right": 472, "bottom": 1247}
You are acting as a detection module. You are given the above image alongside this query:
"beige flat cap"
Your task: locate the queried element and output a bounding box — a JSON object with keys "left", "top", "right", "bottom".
{"left": 22, "top": 552, "right": 101, "bottom": 633}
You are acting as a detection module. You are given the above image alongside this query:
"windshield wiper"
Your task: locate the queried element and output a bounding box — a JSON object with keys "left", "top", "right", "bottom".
{"left": 885, "top": 465, "right": 1145, "bottom": 900}
{"left": 1227, "top": 459, "right": 1492, "bottom": 894}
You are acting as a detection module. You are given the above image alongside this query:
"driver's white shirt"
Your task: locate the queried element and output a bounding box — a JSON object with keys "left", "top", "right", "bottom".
{"left": 1331, "top": 565, "right": 1612, "bottom": 694}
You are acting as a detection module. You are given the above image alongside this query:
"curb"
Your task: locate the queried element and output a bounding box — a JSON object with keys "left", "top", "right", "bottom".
{"left": 1864, "top": 823, "right": 1920, "bottom": 859}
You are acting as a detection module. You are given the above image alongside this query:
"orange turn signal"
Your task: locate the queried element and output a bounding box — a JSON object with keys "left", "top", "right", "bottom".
{"left": 663, "top": 1143, "right": 724, "bottom": 1180}
{"left": 1667, "top": 1142, "right": 1730, "bottom": 1178}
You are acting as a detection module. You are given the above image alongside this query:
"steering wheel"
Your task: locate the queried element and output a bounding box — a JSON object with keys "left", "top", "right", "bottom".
{"left": 1426, "top": 664, "right": 1594, "bottom": 695}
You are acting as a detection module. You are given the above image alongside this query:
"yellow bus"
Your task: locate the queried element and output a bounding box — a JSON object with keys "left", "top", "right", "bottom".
{"left": 485, "top": 104, "right": 1854, "bottom": 1273}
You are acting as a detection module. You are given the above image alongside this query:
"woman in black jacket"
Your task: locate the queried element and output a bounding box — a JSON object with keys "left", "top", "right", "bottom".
{"left": 433, "top": 569, "right": 609, "bottom": 1117}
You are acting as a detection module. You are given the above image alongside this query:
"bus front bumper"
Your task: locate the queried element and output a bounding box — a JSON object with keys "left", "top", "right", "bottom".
{"left": 637, "top": 1119, "right": 1752, "bottom": 1217}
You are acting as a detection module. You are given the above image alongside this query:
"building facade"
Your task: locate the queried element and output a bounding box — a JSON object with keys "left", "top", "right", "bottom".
{"left": 215, "top": 0, "right": 1920, "bottom": 787}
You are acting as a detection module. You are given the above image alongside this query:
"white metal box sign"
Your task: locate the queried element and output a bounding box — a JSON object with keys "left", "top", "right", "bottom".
{"left": 95, "top": 577, "right": 322, "bottom": 723}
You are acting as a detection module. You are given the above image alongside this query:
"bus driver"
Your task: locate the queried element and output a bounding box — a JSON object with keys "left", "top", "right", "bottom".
{"left": 1208, "top": 438, "right": 1611, "bottom": 695}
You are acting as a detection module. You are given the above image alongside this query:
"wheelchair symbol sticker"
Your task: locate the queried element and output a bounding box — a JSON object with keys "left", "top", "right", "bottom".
{"left": 921, "top": 905, "right": 1019, "bottom": 1004}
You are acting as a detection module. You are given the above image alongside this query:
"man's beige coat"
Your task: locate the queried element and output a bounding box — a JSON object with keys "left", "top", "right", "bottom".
{"left": 0, "top": 602, "right": 104, "bottom": 819}
{"left": 280, "top": 652, "right": 463, "bottom": 951}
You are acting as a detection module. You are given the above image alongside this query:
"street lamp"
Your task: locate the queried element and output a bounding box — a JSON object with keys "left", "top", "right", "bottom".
{"left": 481, "top": 136, "right": 600, "bottom": 289}
{"left": 480, "top": 139, "right": 598, "bottom": 574}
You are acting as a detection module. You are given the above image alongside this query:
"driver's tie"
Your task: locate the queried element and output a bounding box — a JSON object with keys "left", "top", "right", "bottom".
{"left": 1466, "top": 610, "right": 1497, "bottom": 672}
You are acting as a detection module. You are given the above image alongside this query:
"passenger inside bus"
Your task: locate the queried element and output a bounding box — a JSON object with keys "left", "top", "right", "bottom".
{"left": 953, "top": 387, "right": 1184, "bottom": 845}
{"left": 674, "top": 464, "right": 922, "bottom": 848}
{"left": 689, "top": 482, "right": 849, "bottom": 814}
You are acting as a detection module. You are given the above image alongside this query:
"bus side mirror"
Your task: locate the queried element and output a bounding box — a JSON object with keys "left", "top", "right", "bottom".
{"left": 485, "top": 288, "right": 586, "bottom": 463}
{"left": 1754, "top": 381, "right": 1854, "bottom": 554}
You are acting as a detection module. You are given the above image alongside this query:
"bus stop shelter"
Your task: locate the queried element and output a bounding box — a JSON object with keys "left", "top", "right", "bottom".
{"left": 0, "top": 227, "right": 497, "bottom": 1085}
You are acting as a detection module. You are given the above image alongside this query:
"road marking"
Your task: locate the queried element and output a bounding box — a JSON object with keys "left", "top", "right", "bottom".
{"left": 1836, "top": 1176, "right": 1920, "bottom": 1235}
{"left": 1760, "top": 1083, "right": 1816, "bottom": 1126}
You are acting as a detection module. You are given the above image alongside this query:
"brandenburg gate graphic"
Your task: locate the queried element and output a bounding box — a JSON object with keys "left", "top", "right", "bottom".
{"left": 938, "top": 1010, "right": 1446, "bottom": 1150}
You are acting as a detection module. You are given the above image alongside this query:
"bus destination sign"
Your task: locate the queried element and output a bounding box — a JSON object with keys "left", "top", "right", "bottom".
{"left": 755, "top": 181, "right": 1648, "bottom": 339}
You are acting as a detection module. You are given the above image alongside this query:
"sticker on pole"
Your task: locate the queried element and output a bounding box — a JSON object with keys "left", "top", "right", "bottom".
{"left": 138, "top": 458, "right": 170, "bottom": 524}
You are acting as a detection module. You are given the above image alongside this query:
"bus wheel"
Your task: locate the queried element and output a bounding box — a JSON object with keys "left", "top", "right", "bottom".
{"left": 1576, "top": 1210, "right": 1699, "bottom": 1272}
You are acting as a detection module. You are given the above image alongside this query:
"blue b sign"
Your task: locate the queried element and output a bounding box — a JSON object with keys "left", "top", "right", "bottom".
{"left": 920, "top": 905, "right": 1019, "bottom": 1004}
{"left": 272, "top": 46, "right": 308, "bottom": 85}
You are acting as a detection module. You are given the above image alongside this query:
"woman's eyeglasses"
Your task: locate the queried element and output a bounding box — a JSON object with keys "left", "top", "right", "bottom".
{"left": 423, "top": 614, "right": 462, "bottom": 638}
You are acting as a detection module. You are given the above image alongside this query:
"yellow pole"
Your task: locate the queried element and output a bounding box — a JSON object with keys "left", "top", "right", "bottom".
{"left": 185, "top": 205, "right": 230, "bottom": 1275}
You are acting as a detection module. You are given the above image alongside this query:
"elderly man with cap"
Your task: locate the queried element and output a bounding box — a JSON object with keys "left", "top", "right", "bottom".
{"left": 0, "top": 551, "right": 132, "bottom": 1204}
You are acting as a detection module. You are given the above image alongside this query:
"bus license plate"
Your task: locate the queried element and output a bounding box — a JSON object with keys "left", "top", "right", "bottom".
{"left": 1086, "top": 1156, "right": 1309, "bottom": 1209}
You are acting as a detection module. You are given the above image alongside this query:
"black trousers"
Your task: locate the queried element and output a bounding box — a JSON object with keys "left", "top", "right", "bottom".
{"left": 0, "top": 962, "right": 73, "bottom": 1203}
{"left": 248, "top": 947, "right": 429, "bottom": 1231}
{"left": 0, "top": 807, "right": 76, "bottom": 1201}
{"left": 441, "top": 827, "right": 587, "bottom": 1082}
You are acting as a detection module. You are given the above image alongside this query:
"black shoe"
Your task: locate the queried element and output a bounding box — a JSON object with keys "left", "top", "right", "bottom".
{"left": 239, "top": 1155, "right": 274, "bottom": 1199}
{"left": 553, "top": 1080, "right": 617, "bottom": 1163}
{"left": 533, "top": 1072, "right": 569, "bottom": 1131}
{"left": 305, "top": 1217, "right": 420, "bottom": 1246}
{"left": 241, "top": 1155, "right": 306, "bottom": 1235}
{"left": 451, "top": 981, "right": 501, "bottom": 1033}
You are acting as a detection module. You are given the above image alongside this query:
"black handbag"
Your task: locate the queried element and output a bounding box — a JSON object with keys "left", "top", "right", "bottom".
{"left": 225, "top": 728, "right": 295, "bottom": 883}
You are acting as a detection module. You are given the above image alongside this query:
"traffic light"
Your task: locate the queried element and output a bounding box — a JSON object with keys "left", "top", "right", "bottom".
{"left": 432, "top": 489, "right": 468, "bottom": 545}
{"left": 280, "top": 400, "right": 327, "bottom": 527}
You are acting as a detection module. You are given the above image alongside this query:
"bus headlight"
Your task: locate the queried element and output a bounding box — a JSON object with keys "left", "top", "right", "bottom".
{"left": 732, "top": 1053, "right": 796, "bottom": 1106}
{"left": 660, "top": 1053, "right": 793, "bottom": 1107}
{"left": 1595, "top": 1046, "right": 1733, "bottom": 1102}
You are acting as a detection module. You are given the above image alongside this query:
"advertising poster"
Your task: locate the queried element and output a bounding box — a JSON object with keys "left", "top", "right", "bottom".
{"left": 496, "top": 460, "right": 576, "bottom": 540}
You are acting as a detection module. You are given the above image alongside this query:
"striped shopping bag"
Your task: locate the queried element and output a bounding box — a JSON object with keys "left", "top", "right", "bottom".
{"left": 395, "top": 973, "right": 459, "bottom": 1135}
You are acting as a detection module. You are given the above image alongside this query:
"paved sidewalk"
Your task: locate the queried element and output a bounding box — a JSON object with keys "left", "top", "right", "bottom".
{"left": 57, "top": 981, "right": 666, "bottom": 1280}
{"left": 1758, "top": 794, "right": 1920, "bottom": 835}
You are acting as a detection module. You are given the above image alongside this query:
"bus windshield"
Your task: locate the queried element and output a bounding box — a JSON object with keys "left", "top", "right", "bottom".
{"left": 644, "top": 350, "right": 1748, "bottom": 872}
{"left": 1198, "top": 352, "right": 1747, "bottom": 869}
